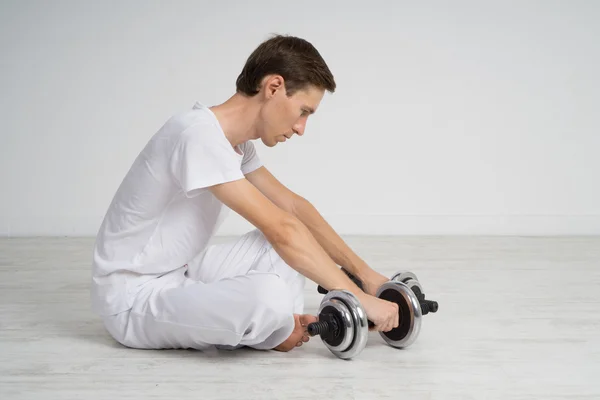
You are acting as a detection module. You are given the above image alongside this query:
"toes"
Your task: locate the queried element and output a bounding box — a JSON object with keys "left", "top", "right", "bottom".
{"left": 299, "top": 314, "right": 318, "bottom": 327}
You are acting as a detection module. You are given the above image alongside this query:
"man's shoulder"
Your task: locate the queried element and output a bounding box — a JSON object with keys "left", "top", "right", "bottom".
{"left": 162, "top": 102, "right": 217, "bottom": 138}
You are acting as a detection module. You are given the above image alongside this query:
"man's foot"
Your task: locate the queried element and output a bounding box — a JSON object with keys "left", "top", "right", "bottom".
{"left": 273, "top": 314, "right": 318, "bottom": 352}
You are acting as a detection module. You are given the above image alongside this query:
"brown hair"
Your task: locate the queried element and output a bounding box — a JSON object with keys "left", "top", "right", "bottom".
{"left": 236, "top": 34, "right": 336, "bottom": 97}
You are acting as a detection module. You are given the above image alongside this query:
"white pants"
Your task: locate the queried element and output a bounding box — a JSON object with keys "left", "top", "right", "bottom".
{"left": 102, "top": 229, "right": 305, "bottom": 351}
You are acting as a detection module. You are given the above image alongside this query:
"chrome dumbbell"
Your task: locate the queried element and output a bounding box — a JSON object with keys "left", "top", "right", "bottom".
{"left": 306, "top": 290, "right": 369, "bottom": 359}
{"left": 317, "top": 269, "right": 439, "bottom": 350}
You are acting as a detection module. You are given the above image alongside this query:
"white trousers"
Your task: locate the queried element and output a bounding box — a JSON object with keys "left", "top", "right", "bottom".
{"left": 102, "top": 229, "right": 305, "bottom": 351}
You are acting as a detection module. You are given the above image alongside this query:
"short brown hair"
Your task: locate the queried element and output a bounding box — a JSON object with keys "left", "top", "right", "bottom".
{"left": 236, "top": 34, "right": 336, "bottom": 97}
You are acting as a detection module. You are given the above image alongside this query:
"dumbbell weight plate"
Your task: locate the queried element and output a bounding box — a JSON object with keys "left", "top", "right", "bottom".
{"left": 375, "top": 281, "right": 422, "bottom": 348}
{"left": 391, "top": 271, "right": 419, "bottom": 284}
{"left": 317, "top": 290, "right": 369, "bottom": 359}
{"left": 402, "top": 278, "right": 424, "bottom": 295}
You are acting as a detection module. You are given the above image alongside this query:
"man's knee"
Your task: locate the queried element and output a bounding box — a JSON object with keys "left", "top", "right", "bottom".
{"left": 245, "top": 229, "right": 305, "bottom": 314}
{"left": 248, "top": 230, "right": 305, "bottom": 313}
{"left": 248, "top": 228, "right": 272, "bottom": 252}
{"left": 250, "top": 273, "right": 294, "bottom": 316}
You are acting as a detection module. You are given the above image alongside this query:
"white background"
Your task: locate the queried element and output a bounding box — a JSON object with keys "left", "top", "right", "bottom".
{"left": 1, "top": 1, "right": 598, "bottom": 237}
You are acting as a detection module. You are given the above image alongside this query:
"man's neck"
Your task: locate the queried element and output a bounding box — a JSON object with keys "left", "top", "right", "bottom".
{"left": 209, "top": 93, "right": 261, "bottom": 149}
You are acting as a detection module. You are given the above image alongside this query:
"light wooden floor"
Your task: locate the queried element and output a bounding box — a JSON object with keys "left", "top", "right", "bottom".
{"left": 1, "top": 236, "right": 599, "bottom": 399}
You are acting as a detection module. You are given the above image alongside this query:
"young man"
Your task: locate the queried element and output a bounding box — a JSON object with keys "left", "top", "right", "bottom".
{"left": 92, "top": 34, "right": 399, "bottom": 353}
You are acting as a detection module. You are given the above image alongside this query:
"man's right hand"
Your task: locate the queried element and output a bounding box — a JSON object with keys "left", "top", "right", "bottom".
{"left": 358, "top": 293, "right": 399, "bottom": 332}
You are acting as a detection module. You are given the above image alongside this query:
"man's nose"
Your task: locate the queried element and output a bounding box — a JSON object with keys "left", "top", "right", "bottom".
{"left": 293, "top": 121, "right": 306, "bottom": 136}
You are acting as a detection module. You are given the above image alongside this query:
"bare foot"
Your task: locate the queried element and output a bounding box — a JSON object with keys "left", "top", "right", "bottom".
{"left": 273, "top": 314, "right": 318, "bottom": 352}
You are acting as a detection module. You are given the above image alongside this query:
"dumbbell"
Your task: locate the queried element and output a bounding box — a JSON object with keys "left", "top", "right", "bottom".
{"left": 308, "top": 269, "right": 438, "bottom": 358}
{"left": 306, "top": 289, "right": 370, "bottom": 359}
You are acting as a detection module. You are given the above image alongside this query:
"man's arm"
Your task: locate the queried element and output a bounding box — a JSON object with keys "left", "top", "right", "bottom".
{"left": 245, "top": 166, "right": 373, "bottom": 283}
{"left": 208, "top": 176, "right": 365, "bottom": 297}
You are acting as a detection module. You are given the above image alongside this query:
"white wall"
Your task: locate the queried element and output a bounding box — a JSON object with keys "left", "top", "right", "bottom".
{"left": 1, "top": 1, "right": 599, "bottom": 237}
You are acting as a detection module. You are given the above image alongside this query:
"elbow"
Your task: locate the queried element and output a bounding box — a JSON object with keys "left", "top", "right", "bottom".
{"left": 266, "top": 214, "right": 304, "bottom": 247}
{"left": 291, "top": 195, "right": 311, "bottom": 217}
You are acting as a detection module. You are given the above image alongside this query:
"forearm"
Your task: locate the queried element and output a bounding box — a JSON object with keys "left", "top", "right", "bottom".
{"left": 268, "top": 217, "right": 366, "bottom": 299}
{"left": 291, "top": 196, "right": 372, "bottom": 282}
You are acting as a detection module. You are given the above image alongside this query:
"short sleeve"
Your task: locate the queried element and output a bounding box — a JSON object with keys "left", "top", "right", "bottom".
{"left": 170, "top": 124, "right": 244, "bottom": 197}
{"left": 240, "top": 140, "right": 263, "bottom": 175}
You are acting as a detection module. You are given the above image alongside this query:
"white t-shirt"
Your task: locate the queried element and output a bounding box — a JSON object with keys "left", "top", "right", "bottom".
{"left": 91, "top": 102, "right": 262, "bottom": 316}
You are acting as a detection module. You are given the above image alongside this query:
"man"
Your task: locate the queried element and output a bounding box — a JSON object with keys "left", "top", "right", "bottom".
{"left": 92, "top": 34, "right": 399, "bottom": 353}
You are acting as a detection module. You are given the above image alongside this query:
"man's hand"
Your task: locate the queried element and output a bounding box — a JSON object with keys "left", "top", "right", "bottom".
{"left": 361, "top": 269, "right": 391, "bottom": 297}
{"left": 357, "top": 292, "right": 399, "bottom": 332}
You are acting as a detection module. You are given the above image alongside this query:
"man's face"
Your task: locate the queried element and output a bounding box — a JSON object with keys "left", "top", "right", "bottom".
{"left": 258, "top": 80, "right": 324, "bottom": 147}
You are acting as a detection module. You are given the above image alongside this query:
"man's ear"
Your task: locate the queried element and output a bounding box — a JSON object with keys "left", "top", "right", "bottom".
{"left": 264, "top": 75, "right": 285, "bottom": 98}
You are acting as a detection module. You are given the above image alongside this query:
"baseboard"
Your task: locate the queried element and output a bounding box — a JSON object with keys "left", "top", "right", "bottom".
{"left": 215, "top": 213, "right": 600, "bottom": 236}
{"left": 1, "top": 214, "right": 599, "bottom": 237}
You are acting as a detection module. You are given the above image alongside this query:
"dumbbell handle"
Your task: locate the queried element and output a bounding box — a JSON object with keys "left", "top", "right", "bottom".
{"left": 317, "top": 268, "right": 364, "bottom": 294}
